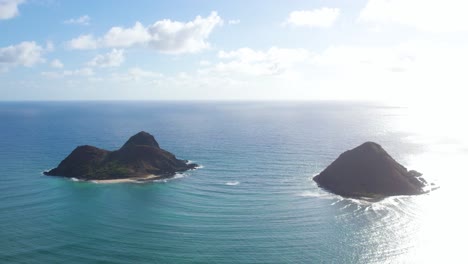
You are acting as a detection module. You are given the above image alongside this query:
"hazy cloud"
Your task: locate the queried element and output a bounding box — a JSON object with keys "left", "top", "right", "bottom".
{"left": 50, "top": 59, "right": 64, "bottom": 68}
{"left": 88, "top": 49, "right": 125, "bottom": 67}
{"left": 45, "top": 41, "right": 54, "bottom": 52}
{"left": 199, "top": 60, "right": 211, "bottom": 66}
{"left": 285, "top": 8, "right": 340, "bottom": 28}
{"left": 64, "top": 15, "right": 91, "bottom": 26}
{"left": 215, "top": 47, "right": 313, "bottom": 76}
{"left": 41, "top": 67, "right": 94, "bottom": 78}
{"left": 0, "top": 0, "right": 24, "bottom": 20}
{"left": 111, "top": 67, "right": 163, "bottom": 81}
{"left": 359, "top": 0, "right": 468, "bottom": 32}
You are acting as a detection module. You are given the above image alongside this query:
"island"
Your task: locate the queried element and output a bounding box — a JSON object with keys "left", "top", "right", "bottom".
{"left": 44, "top": 131, "right": 198, "bottom": 183}
{"left": 313, "top": 142, "right": 429, "bottom": 198}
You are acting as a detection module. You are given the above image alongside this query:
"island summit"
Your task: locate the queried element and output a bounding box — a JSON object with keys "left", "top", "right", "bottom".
{"left": 44, "top": 131, "right": 197, "bottom": 182}
{"left": 313, "top": 142, "right": 430, "bottom": 198}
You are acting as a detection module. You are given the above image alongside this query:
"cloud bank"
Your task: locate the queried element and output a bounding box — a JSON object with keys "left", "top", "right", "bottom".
{"left": 359, "top": 0, "right": 468, "bottom": 32}
{"left": 67, "top": 11, "right": 223, "bottom": 54}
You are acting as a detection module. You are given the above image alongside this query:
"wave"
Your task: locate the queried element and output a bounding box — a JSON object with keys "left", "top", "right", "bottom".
{"left": 332, "top": 195, "right": 411, "bottom": 217}
{"left": 40, "top": 168, "right": 54, "bottom": 175}
{"left": 152, "top": 172, "right": 187, "bottom": 183}
{"left": 225, "top": 181, "right": 240, "bottom": 186}
{"left": 186, "top": 160, "right": 204, "bottom": 170}
{"left": 187, "top": 160, "right": 204, "bottom": 169}
{"left": 298, "top": 190, "right": 335, "bottom": 200}
{"left": 298, "top": 191, "right": 321, "bottom": 197}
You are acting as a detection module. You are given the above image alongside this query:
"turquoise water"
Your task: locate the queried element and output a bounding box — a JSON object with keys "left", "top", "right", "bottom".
{"left": 0, "top": 102, "right": 465, "bottom": 263}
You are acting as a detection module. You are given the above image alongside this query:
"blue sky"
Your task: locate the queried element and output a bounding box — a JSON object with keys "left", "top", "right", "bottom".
{"left": 1, "top": 0, "right": 467, "bottom": 102}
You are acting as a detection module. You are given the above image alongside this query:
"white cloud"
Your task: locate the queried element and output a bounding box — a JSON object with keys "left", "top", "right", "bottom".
{"left": 101, "top": 22, "right": 150, "bottom": 48}
{"left": 147, "top": 11, "right": 222, "bottom": 53}
{"left": 0, "top": 41, "right": 45, "bottom": 70}
{"left": 228, "top": 19, "right": 240, "bottom": 25}
{"left": 64, "top": 15, "right": 91, "bottom": 26}
{"left": 88, "top": 49, "right": 125, "bottom": 67}
{"left": 285, "top": 8, "right": 340, "bottom": 28}
{"left": 0, "top": 0, "right": 24, "bottom": 20}
{"left": 50, "top": 59, "right": 64, "bottom": 68}
{"left": 359, "top": 0, "right": 468, "bottom": 32}
{"left": 66, "top": 11, "right": 223, "bottom": 54}
{"left": 67, "top": 34, "right": 98, "bottom": 50}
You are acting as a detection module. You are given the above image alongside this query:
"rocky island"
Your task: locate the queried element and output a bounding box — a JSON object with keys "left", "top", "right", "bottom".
{"left": 44, "top": 131, "right": 197, "bottom": 182}
{"left": 313, "top": 142, "right": 428, "bottom": 198}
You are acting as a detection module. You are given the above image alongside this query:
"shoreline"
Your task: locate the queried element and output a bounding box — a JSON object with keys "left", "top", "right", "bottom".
{"left": 87, "top": 174, "right": 164, "bottom": 184}
{"left": 45, "top": 164, "right": 201, "bottom": 184}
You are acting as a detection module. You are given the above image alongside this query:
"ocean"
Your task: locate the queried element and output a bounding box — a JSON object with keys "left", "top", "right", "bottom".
{"left": 0, "top": 101, "right": 465, "bottom": 263}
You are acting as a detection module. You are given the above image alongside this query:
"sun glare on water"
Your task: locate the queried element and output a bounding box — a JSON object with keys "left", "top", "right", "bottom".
{"left": 381, "top": 101, "right": 468, "bottom": 263}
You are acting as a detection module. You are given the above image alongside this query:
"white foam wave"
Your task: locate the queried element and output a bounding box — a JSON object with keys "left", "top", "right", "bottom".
{"left": 186, "top": 160, "right": 203, "bottom": 170}
{"left": 173, "top": 173, "right": 186, "bottom": 179}
{"left": 310, "top": 174, "right": 319, "bottom": 179}
{"left": 333, "top": 195, "right": 409, "bottom": 215}
{"left": 225, "top": 181, "right": 240, "bottom": 186}
{"left": 298, "top": 190, "right": 335, "bottom": 200}
{"left": 152, "top": 173, "right": 187, "bottom": 183}
{"left": 41, "top": 168, "right": 54, "bottom": 175}
{"left": 298, "top": 191, "right": 321, "bottom": 197}
{"left": 71, "top": 177, "right": 80, "bottom": 182}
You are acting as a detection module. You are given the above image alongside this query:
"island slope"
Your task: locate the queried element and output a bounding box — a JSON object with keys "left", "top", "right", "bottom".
{"left": 313, "top": 142, "right": 428, "bottom": 198}
{"left": 44, "top": 131, "right": 197, "bottom": 181}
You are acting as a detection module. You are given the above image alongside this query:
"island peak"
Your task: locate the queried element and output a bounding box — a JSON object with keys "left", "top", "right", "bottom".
{"left": 313, "top": 142, "right": 429, "bottom": 198}
{"left": 121, "top": 131, "right": 160, "bottom": 149}
{"left": 44, "top": 131, "right": 196, "bottom": 181}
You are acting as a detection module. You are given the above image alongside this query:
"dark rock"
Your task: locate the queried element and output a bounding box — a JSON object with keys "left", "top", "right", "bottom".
{"left": 313, "top": 142, "right": 428, "bottom": 198}
{"left": 121, "top": 131, "right": 160, "bottom": 149}
{"left": 44, "top": 131, "right": 197, "bottom": 180}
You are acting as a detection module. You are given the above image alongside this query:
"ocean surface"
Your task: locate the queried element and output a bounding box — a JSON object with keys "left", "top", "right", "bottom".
{"left": 0, "top": 101, "right": 466, "bottom": 263}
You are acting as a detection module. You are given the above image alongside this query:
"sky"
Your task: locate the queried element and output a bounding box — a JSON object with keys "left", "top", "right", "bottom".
{"left": 1, "top": 0, "right": 468, "bottom": 102}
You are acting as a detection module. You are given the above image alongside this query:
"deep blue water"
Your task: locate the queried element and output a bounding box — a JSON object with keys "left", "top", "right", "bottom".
{"left": 0, "top": 102, "right": 464, "bottom": 263}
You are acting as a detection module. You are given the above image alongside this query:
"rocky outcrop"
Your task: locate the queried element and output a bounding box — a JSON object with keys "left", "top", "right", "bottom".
{"left": 44, "top": 131, "right": 197, "bottom": 180}
{"left": 313, "top": 142, "right": 428, "bottom": 198}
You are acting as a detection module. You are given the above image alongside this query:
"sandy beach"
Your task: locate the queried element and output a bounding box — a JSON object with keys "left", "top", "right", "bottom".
{"left": 90, "top": 174, "right": 163, "bottom": 184}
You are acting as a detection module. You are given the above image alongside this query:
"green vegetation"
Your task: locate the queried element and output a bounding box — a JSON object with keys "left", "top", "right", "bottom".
{"left": 88, "top": 161, "right": 131, "bottom": 179}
